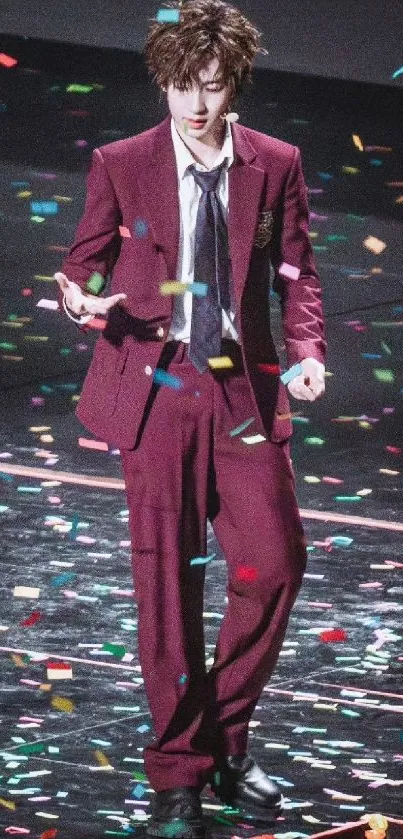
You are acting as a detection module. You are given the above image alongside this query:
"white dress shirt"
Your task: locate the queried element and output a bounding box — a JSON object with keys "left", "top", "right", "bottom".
{"left": 167, "top": 117, "right": 240, "bottom": 343}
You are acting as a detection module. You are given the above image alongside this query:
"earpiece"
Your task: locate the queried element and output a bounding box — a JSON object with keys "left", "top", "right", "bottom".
{"left": 220, "top": 112, "right": 240, "bottom": 123}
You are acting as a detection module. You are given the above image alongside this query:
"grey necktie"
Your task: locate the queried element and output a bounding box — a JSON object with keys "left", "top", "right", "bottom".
{"left": 187, "top": 162, "right": 231, "bottom": 373}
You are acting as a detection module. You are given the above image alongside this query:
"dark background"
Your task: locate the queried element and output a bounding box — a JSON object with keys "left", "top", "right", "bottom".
{"left": 1, "top": 0, "right": 403, "bottom": 87}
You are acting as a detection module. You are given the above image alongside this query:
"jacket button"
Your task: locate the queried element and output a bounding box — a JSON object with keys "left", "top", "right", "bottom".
{"left": 145, "top": 365, "right": 153, "bottom": 375}
{"left": 156, "top": 327, "right": 164, "bottom": 338}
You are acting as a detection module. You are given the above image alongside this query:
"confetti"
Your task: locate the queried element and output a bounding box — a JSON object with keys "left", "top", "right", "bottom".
{"left": 14, "top": 586, "right": 40, "bottom": 598}
{"left": 207, "top": 356, "right": 233, "bottom": 369}
{"left": 156, "top": 9, "right": 181, "bottom": 23}
{"left": 280, "top": 363, "right": 303, "bottom": 385}
{"left": 153, "top": 368, "right": 184, "bottom": 389}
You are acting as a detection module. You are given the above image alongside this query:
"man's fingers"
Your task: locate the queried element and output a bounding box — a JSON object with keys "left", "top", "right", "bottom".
{"left": 288, "top": 375, "right": 325, "bottom": 401}
{"left": 288, "top": 377, "right": 316, "bottom": 401}
{"left": 104, "top": 293, "right": 127, "bottom": 310}
{"left": 54, "top": 272, "right": 70, "bottom": 290}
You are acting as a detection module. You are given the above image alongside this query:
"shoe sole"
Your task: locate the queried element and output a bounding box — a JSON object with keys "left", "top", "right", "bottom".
{"left": 146, "top": 817, "right": 206, "bottom": 839}
{"left": 230, "top": 796, "right": 283, "bottom": 820}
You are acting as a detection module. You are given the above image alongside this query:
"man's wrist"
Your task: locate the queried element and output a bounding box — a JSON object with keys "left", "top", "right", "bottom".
{"left": 62, "top": 293, "right": 95, "bottom": 324}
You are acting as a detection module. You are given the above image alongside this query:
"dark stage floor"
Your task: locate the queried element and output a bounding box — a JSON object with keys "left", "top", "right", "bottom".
{"left": 0, "top": 33, "right": 403, "bottom": 839}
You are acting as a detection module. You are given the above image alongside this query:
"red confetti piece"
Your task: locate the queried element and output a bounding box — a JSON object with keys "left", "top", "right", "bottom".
{"left": 40, "top": 830, "right": 58, "bottom": 839}
{"left": 46, "top": 661, "right": 72, "bottom": 670}
{"left": 0, "top": 53, "right": 18, "bottom": 68}
{"left": 257, "top": 363, "right": 281, "bottom": 375}
{"left": 236, "top": 565, "right": 258, "bottom": 583}
{"left": 385, "top": 445, "right": 401, "bottom": 455}
{"left": 20, "top": 610, "right": 42, "bottom": 627}
{"left": 319, "top": 628, "right": 347, "bottom": 642}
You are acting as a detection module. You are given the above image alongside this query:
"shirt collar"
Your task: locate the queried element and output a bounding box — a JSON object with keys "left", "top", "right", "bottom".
{"left": 170, "top": 116, "right": 234, "bottom": 180}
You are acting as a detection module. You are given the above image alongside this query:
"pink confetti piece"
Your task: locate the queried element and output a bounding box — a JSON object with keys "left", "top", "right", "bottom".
{"left": 279, "top": 262, "right": 300, "bottom": 280}
{"left": 119, "top": 225, "right": 132, "bottom": 238}
{"left": 78, "top": 437, "right": 108, "bottom": 451}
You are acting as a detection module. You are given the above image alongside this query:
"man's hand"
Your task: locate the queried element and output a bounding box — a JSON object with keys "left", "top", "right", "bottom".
{"left": 54, "top": 272, "right": 127, "bottom": 316}
{"left": 287, "top": 357, "right": 325, "bottom": 402}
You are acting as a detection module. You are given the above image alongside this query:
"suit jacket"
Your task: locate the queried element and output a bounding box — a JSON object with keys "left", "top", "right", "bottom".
{"left": 61, "top": 114, "right": 326, "bottom": 450}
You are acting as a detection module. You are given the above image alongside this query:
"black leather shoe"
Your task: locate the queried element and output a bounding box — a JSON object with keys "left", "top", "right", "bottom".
{"left": 146, "top": 786, "right": 206, "bottom": 839}
{"left": 210, "top": 754, "right": 283, "bottom": 819}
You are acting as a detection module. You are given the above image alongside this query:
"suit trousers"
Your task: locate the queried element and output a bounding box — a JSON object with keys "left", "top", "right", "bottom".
{"left": 120, "top": 338, "right": 307, "bottom": 792}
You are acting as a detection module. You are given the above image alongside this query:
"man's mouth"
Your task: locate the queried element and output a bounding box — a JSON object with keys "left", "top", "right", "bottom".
{"left": 186, "top": 119, "right": 207, "bottom": 128}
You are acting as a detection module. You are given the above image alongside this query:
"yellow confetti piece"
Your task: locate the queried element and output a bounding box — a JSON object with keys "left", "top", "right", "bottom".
{"left": 160, "top": 281, "right": 187, "bottom": 295}
{"left": 352, "top": 134, "right": 364, "bottom": 151}
{"left": 11, "top": 654, "right": 26, "bottom": 668}
{"left": 51, "top": 695, "right": 75, "bottom": 712}
{"left": 207, "top": 356, "right": 233, "bottom": 369}
{"left": 40, "top": 434, "right": 54, "bottom": 443}
{"left": 368, "top": 815, "right": 389, "bottom": 831}
{"left": 363, "top": 236, "right": 387, "bottom": 254}
{"left": 379, "top": 468, "right": 400, "bottom": 475}
{"left": 342, "top": 166, "right": 360, "bottom": 175}
{"left": 34, "top": 274, "right": 55, "bottom": 281}
{"left": 14, "top": 586, "right": 40, "bottom": 598}
{"left": 16, "top": 190, "right": 32, "bottom": 198}
{"left": 24, "top": 335, "right": 49, "bottom": 342}
{"left": 94, "top": 749, "right": 113, "bottom": 767}
{"left": 0, "top": 797, "right": 16, "bottom": 811}
{"left": 2, "top": 355, "right": 23, "bottom": 362}
{"left": 29, "top": 426, "right": 52, "bottom": 432}
{"left": 52, "top": 195, "right": 73, "bottom": 202}
{"left": 304, "top": 476, "right": 321, "bottom": 483}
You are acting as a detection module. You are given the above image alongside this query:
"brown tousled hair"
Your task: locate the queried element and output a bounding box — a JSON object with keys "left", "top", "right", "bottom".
{"left": 144, "top": 0, "right": 267, "bottom": 102}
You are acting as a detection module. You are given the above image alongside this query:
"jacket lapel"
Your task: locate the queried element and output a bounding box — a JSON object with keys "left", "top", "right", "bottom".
{"left": 133, "top": 116, "right": 180, "bottom": 287}
{"left": 228, "top": 125, "right": 266, "bottom": 302}
{"left": 134, "top": 115, "right": 266, "bottom": 303}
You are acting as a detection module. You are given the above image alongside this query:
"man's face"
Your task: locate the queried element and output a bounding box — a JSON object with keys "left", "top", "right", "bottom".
{"left": 166, "top": 56, "right": 234, "bottom": 144}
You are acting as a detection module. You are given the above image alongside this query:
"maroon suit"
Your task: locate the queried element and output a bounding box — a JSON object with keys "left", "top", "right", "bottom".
{"left": 61, "top": 114, "right": 326, "bottom": 792}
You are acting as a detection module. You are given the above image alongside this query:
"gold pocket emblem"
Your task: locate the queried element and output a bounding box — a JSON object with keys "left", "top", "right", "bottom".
{"left": 254, "top": 209, "right": 274, "bottom": 249}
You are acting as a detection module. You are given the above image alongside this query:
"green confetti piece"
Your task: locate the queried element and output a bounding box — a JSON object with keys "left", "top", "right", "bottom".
{"left": 16, "top": 742, "right": 46, "bottom": 755}
{"left": 85, "top": 271, "right": 106, "bottom": 295}
{"left": 373, "top": 368, "right": 395, "bottom": 383}
{"left": 102, "top": 643, "right": 126, "bottom": 658}
{"left": 229, "top": 417, "right": 255, "bottom": 437}
{"left": 341, "top": 709, "right": 361, "bottom": 718}
{"left": 304, "top": 437, "right": 325, "bottom": 445}
{"left": 380, "top": 341, "right": 392, "bottom": 355}
{"left": 66, "top": 84, "right": 94, "bottom": 93}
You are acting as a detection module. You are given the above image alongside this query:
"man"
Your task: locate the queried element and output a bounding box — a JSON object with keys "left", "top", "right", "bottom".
{"left": 55, "top": 2, "right": 326, "bottom": 836}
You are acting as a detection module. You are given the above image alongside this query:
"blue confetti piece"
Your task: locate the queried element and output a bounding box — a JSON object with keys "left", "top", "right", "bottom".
{"left": 178, "top": 674, "right": 187, "bottom": 684}
{"left": 132, "top": 783, "right": 146, "bottom": 798}
{"left": 136, "top": 724, "right": 150, "bottom": 734}
{"left": 280, "top": 362, "right": 303, "bottom": 385}
{"left": 190, "top": 553, "right": 216, "bottom": 566}
{"left": 157, "top": 8, "right": 180, "bottom": 23}
{"left": 30, "top": 200, "right": 58, "bottom": 215}
{"left": 153, "top": 368, "right": 184, "bottom": 390}
{"left": 70, "top": 513, "right": 79, "bottom": 540}
{"left": 50, "top": 572, "right": 77, "bottom": 587}
{"left": 0, "top": 472, "right": 13, "bottom": 483}
{"left": 330, "top": 536, "right": 353, "bottom": 547}
{"left": 187, "top": 282, "right": 207, "bottom": 296}
{"left": 133, "top": 218, "right": 148, "bottom": 238}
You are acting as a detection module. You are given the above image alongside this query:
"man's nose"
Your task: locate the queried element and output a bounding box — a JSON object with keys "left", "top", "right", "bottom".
{"left": 189, "top": 90, "right": 206, "bottom": 113}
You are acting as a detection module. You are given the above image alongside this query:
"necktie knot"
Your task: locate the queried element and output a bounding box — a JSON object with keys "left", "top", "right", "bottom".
{"left": 188, "top": 162, "right": 226, "bottom": 194}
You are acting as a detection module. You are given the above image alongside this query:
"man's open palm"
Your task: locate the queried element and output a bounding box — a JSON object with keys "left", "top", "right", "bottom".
{"left": 54, "top": 272, "right": 127, "bottom": 316}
